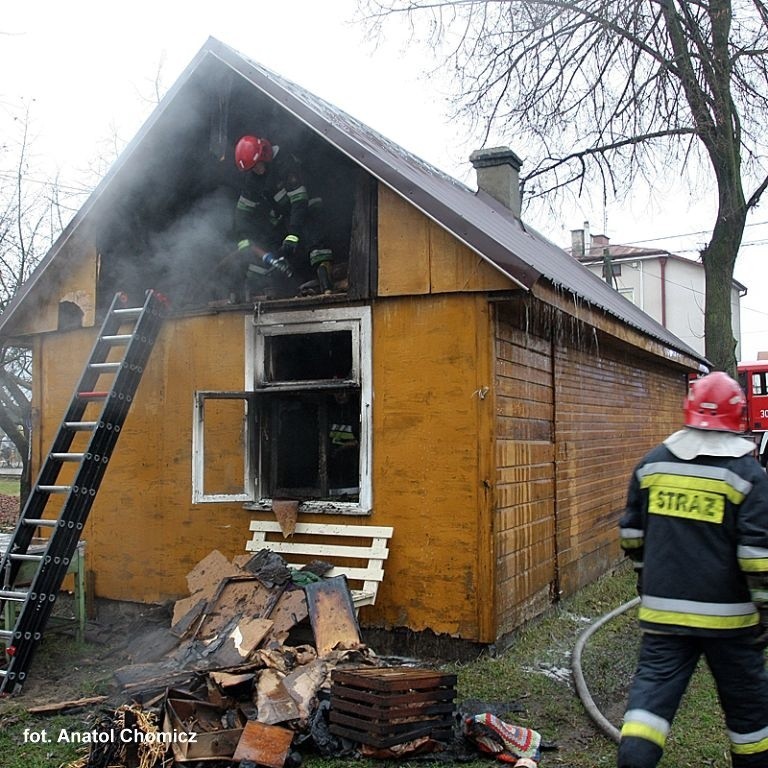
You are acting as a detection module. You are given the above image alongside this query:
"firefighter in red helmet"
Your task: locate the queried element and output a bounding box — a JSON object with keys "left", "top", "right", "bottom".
{"left": 617, "top": 371, "right": 768, "bottom": 768}
{"left": 232, "top": 135, "right": 333, "bottom": 297}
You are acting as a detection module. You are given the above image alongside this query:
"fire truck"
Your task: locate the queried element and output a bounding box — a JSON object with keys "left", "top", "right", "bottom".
{"left": 737, "top": 359, "right": 768, "bottom": 466}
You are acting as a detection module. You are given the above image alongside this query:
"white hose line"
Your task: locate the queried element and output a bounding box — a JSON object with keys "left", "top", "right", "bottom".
{"left": 571, "top": 596, "right": 641, "bottom": 744}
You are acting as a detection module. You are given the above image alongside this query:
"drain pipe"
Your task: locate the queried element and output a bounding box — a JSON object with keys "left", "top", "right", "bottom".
{"left": 571, "top": 597, "right": 641, "bottom": 744}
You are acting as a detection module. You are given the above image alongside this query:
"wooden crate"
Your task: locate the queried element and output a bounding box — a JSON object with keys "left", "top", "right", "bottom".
{"left": 329, "top": 667, "right": 457, "bottom": 748}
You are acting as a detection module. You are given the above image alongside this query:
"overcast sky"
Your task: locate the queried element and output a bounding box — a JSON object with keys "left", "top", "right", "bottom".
{"left": 2, "top": 0, "right": 766, "bottom": 360}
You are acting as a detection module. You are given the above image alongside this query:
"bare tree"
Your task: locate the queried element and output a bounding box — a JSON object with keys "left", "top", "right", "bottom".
{"left": 360, "top": 0, "right": 768, "bottom": 373}
{"left": 0, "top": 103, "right": 87, "bottom": 499}
{"left": 0, "top": 64, "right": 162, "bottom": 502}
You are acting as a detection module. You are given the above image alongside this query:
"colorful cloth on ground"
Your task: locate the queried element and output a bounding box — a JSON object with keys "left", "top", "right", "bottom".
{"left": 463, "top": 713, "right": 541, "bottom": 763}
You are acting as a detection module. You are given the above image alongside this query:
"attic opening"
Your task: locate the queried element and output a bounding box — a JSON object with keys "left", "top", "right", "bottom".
{"left": 57, "top": 301, "right": 84, "bottom": 331}
{"left": 92, "top": 63, "right": 376, "bottom": 315}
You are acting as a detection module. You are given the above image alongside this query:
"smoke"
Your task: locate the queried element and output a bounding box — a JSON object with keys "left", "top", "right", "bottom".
{"left": 143, "top": 187, "right": 236, "bottom": 305}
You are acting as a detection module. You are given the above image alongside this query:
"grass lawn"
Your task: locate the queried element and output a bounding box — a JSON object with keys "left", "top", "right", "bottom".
{"left": 0, "top": 477, "right": 20, "bottom": 496}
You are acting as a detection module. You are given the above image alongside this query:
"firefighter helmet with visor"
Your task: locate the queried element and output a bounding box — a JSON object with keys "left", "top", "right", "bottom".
{"left": 235, "top": 135, "right": 273, "bottom": 171}
{"left": 684, "top": 371, "right": 747, "bottom": 433}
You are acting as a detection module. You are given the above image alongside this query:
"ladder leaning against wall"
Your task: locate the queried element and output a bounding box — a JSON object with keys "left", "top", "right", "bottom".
{"left": 0, "top": 289, "right": 167, "bottom": 695}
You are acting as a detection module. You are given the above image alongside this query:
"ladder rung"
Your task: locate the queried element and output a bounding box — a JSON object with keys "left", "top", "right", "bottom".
{"left": 78, "top": 391, "right": 108, "bottom": 399}
{"left": 101, "top": 334, "right": 132, "bottom": 344}
{"left": 0, "top": 630, "right": 13, "bottom": 641}
{"left": 50, "top": 453, "right": 84, "bottom": 461}
{"left": 64, "top": 421, "right": 98, "bottom": 430}
{"left": 22, "top": 519, "right": 57, "bottom": 527}
{"left": 8, "top": 553, "right": 45, "bottom": 562}
{"left": 0, "top": 589, "right": 27, "bottom": 601}
{"left": 113, "top": 307, "right": 142, "bottom": 318}
{"left": 37, "top": 485, "right": 71, "bottom": 493}
{"left": 9, "top": 553, "right": 43, "bottom": 562}
{"left": 89, "top": 362, "right": 121, "bottom": 371}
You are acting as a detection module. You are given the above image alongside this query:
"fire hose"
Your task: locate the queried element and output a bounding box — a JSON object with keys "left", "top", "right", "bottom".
{"left": 571, "top": 596, "right": 641, "bottom": 744}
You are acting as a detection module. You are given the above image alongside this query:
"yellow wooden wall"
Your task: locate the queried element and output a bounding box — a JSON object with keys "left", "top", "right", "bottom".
{"left": 11, "top": 244, "right": 98, "bottom": 336}
{"left": 494, "top": 303, "right": 556, "bottom": 634}
{"left": 376, "top": 185, "right": 511, "bottom": 296}
{"left": 33, "top": 312, "right": 255, "bottom": 602}
{"left": 493, "top": 297, "right": 688, "bottom": 641}
{"left": 368, "top": 294, "right": 496, "bottom": 640}
{"left": 552, "top": 331, "right": 686, "bottom": 596}
{"left": 31, "top": 295, "right": 499, "bottom": 641}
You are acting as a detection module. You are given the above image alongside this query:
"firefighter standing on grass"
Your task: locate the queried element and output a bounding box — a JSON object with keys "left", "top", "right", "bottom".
{"left": 618, "top": 371, "right": 768, "bottom": 768}
{"left": 233, "top": 135, "right": 333, "bottom": 296}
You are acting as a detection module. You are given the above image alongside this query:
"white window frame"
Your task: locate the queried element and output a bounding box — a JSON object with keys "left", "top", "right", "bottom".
{"left": 192, "top": 306, "right": 372, "bottom": 513}
{"left": 618, "top": 287, "right": 636, "bottom": 305}
{"left": 192, "top": 391, "right": 256, "bottom": 503}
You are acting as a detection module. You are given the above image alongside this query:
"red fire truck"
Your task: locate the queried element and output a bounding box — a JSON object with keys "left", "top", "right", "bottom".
{"left": 737, "top": 359, "right": 768, "bottom": 466}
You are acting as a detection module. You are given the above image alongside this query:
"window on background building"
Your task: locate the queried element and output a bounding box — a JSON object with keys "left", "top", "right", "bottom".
{"left": 192, "top": 307, "right": 372, "bottom": 513}
{"left": 618, "top": 287, "right": 635, "bottom": 305}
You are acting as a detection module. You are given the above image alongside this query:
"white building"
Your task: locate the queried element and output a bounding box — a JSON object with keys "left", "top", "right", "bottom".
{"left": 570, "top": 227, "right": 746, "bottom": 359}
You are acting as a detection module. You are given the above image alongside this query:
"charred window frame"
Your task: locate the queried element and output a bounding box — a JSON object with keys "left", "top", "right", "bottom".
{"left": 248, "top": 307, "right": 372, "bottom": 514}
{"left": 192, "top": 308, "right": 372, "bottom": 512}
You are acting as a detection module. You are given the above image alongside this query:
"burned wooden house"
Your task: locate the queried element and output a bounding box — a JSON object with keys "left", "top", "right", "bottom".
{"left": 0, "top": 38, "right": 705, "bottom": 653}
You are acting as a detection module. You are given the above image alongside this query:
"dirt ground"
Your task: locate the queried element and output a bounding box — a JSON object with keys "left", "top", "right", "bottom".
{"left": 0, "top": 494, "right": 182, "bottom": 715}
{"left": 0, "top": 597, "right": 180, "bottom": 711}
{"left": 0, "top": 493, "right": 180, "bottom": 710}
{"left": 0, "top": 493, "right": 20, "bottom": 529}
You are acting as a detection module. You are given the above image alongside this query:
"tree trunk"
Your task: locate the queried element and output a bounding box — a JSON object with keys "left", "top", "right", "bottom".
{"left": 19, "top": 454, "right": 31, "bottom": 508}
{"left": 701, "top": 180, "right": 746, "bottom": 376}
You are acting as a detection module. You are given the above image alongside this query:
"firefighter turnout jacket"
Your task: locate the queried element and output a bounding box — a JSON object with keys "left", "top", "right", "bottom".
{"left": 619, "top": 430, "right": 768, "bottom": 637}
{"left": 235, "top": 146, "right": 309, "bottom": 251}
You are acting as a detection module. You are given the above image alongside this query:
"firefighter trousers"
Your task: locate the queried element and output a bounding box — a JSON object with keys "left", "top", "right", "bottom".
{"left": 617, "top": 633, "right": 768, "bottom": 768}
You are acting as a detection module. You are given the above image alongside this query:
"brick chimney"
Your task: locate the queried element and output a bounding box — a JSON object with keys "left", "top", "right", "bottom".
{"left": 571, "top": 229, "right": 585, "bottom": 259}
{"left": 590, "top": 233, "right": 610, "bottom": 258}
{"left": 570, "top": 221, "right": 591, "bottom": 259}
{"left": 470, "top": 147, "right": 522, "bottom": 216}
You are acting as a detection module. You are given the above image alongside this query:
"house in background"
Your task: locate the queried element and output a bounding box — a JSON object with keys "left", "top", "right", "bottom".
{"left": 0, "top": 38, "right": 706, "bottom": 655}
{"left": 570, "top": 224, "right": 746, "bottom": 359}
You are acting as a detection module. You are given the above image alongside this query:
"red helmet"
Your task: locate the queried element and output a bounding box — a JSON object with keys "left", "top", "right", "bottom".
{"left": 234, "top": 135, "right": 273, "bottom": 171}
{"left": 684, "top": 371, "right": 747, "bottom": 433}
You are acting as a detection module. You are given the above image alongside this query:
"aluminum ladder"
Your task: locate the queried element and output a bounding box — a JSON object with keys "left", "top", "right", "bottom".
{"left": 0, "top": 290, "right": 166, "bottom": 694}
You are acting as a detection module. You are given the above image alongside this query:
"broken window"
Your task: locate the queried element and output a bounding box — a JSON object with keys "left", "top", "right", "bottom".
{"left": 193, "top": 307, "right": 372, "bottom": 512}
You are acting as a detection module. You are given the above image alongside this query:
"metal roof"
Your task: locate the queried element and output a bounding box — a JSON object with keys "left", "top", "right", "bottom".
{"left": 0, "top": 36, "right": 706, "bottom": 365}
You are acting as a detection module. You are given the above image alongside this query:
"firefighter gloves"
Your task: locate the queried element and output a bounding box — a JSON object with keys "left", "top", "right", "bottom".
{"left": 280, "top": 234, "right": 299, "bottom": 258}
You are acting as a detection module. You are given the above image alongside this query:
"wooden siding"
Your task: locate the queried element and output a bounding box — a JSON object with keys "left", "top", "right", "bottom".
{"left": 494, "top": 303, "right": 556, "bottom": 634}
{"left": 553, "top": 333, "right": 686, "bottom": 596}
{"left": 493, "top": 297, "right": 688, "bottom": 640}
{"left": 377, "top": 185, "right": 512, "bottom": 296}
